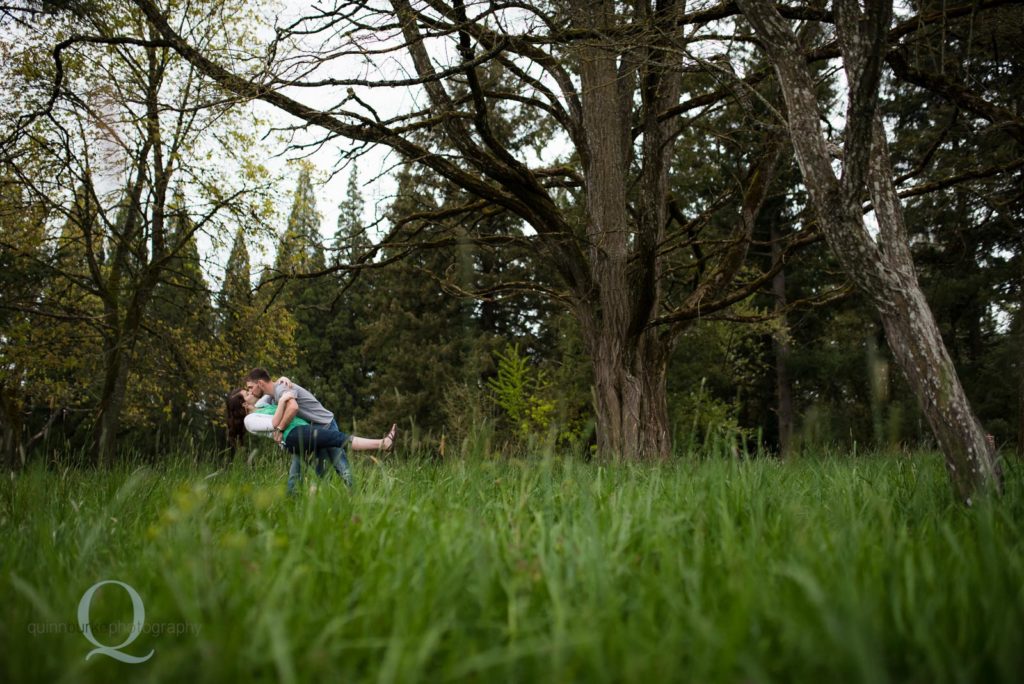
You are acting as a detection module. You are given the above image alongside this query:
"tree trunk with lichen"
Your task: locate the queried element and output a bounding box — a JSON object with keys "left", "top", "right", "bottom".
{"left": 1018, "top": 246, "right": 1024, "bottom": 458}
{"left": 739, "top": 0, "right": 1002, "bottom": 501}
{"left": 771, "top": 224, "right": 795, "bottom": 456}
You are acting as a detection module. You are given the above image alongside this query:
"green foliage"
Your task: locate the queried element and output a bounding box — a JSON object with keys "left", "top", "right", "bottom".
{"left": 2, "top": 453, "right": 1023, "bottom": 682}
{"left": 266, "top": 163, "right": 381, "bottom": 432}
{"left": 215, "top": 229, "right": 297, "bottom": 404}
{"left": 217, "top": 226, "right": 252, "bottom": 319}
{"left": 880, "top": 4, "right": 1024, "bottom": 449}
{"left": 483, "top": 340, "right": 591, "bottom": 454}
{"left": 134, "top": 198, "right": 220, "bottom": 432}
{"left": 274, "top": 164, "right": 326, "bottom": 276}
{"left": 359, "top": 162, "right": 488, "bottom": 434}
{"left": 667, "top": 309, "right": 776, "bottom": 453}
{"left": 0, "top": 0, "right": 281, "bottom": 462}
{"left": 3, "top": 0, "right": 1022, "bottom": 463}
{"left": 487, "top": 343, "right": 554, "bottom": 441}
{"left": 674, "top": 378, "right": 752, "bottom": 457}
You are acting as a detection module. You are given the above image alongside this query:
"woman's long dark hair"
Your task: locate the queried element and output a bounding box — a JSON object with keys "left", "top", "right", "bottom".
{"left": 225, "top": 389, "right": 247, "bottom": 447}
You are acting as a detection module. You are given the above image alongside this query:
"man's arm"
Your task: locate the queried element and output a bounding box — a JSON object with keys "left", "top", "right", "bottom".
{"left": 270, "top": 388, "right": 298, "bottom": 434}
{"left": 273, "top": 395, "right": 300, "bottom": 444}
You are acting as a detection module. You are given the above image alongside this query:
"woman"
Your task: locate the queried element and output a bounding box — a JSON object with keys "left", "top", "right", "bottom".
{"left": 226, "top": 388, "right": 395, "bottom": 492}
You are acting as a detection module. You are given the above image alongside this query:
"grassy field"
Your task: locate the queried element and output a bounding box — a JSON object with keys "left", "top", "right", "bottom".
{"left": 2, "top": 450, "right": 1022, "bottom": 683}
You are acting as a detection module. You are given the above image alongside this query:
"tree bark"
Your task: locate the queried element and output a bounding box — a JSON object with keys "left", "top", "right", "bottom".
{"left": 739, "top": 0, "right": 1002, "bottom": 501}
{"left": 579, "top": 304, "right": 674, "bottom": 461}
{"left": 770, "top": 224, "right": 795, "bottom": 456}
{"left": 94, "top": 337, "right": 130, "bottom": 467}
{"left": 1018, "top": 243, "right": 1023, "bottom": 458}
{"left": 571, "top": 0, "right": 681, "bottom": 460}
{"left": 0, "top": 387, "right": 24, "bottom": 470}
{"left": 92, "top": 267, "right": 162, "bottom": 466}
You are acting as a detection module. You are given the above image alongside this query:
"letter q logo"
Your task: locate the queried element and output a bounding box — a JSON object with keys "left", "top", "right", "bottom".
{"left": 77, "top": 580, "right": 154, "bottom": 663}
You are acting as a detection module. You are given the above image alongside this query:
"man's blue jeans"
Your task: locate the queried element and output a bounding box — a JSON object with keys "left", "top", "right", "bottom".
{"left": 286, "top": 419, "right": 353, "bottom": 493}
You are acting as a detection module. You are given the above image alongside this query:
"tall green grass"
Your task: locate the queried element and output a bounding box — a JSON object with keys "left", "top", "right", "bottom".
{"left": 2, "top": 451, "right": 1022, "bottom": 682}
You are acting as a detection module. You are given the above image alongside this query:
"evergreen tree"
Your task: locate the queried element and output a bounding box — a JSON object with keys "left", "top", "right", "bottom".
{"left": 218, "top": 225, "right": 253, "bottom": 330}
{"left": 359, "top": 157, "right": 576, "bottom": 441}
{"left": 216, "top": 225, "right": 262, "bottom": 383}
{"left": 360, "top": 164, "right": 477, "bottom": 434}
{"left": 276, "top": 164, "right": 327, "bottom": 275}
{"left": 272, "top": 164, "right": 332, "bottom": 398}
{"left": 248, "top": 265, "right": 300, "bottom": 378}
{"left": 883, "top": 3, "right": 1024, "bottom": 450}
{"left": 334, "top": 168, "right": 372, "bottom": 265}
{"left": 317, "top": 166, "right": 375, "bottom": 426}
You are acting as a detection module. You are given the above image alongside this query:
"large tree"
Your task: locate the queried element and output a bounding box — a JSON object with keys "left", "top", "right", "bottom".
{"left": 884, "top": 2, "right": 1023, "bottom": 455}
{"left": 0, "top": 164, "right": 60, "bottom": 466}
{"left": 270, "top": 164, "right": 332, "bottom": 394}
{"left": 318, "top": 167, "right": 376, "bottom": 426}
{"left": 735, "top": 0, "right": 1007, "bottom": 499}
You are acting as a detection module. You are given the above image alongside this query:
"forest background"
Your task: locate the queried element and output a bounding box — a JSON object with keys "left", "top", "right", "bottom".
{"left": 0, "top": 0, "right": 1021, "bottom": 473}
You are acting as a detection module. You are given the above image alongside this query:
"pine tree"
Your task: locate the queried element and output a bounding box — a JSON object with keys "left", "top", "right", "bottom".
{"left": 216, "top": 225, "right": 259, "bottom": 378}
{"left": 357, "top": 159, "right": 574, "bottom": 440}
{"left": 248, "top": 265, "right": 300, "bottom": 377}
{"left": 316, "top": 166, "right": 375, "bottom": 426}
{"left": 360, "top": 164, "right": 474, "bottom": 434}
{"left": 218, "top": 226, "right": 253, "bottom": 327}
{"left": 272, "top": 164, "right": 330, "bottom": 392}
{"left": 334, "top": 167, "right": 372, "bottom": 265}
{"left": 275, "top": 164, "right": 327, "bottom": 275}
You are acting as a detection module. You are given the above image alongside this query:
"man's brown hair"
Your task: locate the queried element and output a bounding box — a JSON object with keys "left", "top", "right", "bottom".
{"left": 244, "top": 368, "right": 271, "bottom": 384}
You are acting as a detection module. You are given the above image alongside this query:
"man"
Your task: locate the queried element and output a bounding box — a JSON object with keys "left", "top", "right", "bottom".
{"left": 244, "top": 368, "right": 353, "bottom": 492}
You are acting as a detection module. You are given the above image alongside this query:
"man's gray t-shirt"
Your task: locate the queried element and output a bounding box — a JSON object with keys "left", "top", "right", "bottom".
{"left": 273, "top": 381, "right": 334, "bottom": 426}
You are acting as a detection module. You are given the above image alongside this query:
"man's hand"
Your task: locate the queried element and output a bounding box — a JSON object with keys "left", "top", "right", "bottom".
{"left": 271, "top": 389, "right": 297, "bottom": 430}
{"left": 273, "top": 396, "right": 299, "bottom": 446}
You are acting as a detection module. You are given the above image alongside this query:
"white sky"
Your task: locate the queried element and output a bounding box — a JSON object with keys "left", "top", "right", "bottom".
{"left": 240, "top": 0, "right": 572, "bottom": 275}
{"left": 240, "top": 1, "right": 415, "bottom": 270}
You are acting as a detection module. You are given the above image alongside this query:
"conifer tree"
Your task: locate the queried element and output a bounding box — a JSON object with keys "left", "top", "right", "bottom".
{"left": 360, "top": 164, "right": 474, "bottom": 433}
{"left": 317, "top": 166, "right": 375, "bottom": 426}
{"left": 218, "top": 226, "right": 253, "bottom": 324}
{"left": 272, "top": 164, "right": 331, "bottom": 395}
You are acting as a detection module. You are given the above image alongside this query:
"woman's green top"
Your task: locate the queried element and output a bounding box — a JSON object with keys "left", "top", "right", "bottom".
{"left": 254, "top": 405, "right": 308, "bottom": 442}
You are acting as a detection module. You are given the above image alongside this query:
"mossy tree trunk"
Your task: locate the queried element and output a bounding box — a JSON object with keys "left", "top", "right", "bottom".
{"left": 739, "top": 0, "right": 1002, "bottom": 501}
